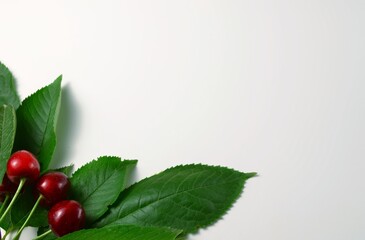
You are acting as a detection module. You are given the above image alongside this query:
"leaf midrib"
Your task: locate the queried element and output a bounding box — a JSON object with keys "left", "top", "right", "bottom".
{"left": 113, "top": 171, "right": 241, "bottom": 222}
{"left": 77, "top": 165, "right": 124, "bottom": 204}
{"left": 36, "top": 91, "right": 56, "bottom": 157}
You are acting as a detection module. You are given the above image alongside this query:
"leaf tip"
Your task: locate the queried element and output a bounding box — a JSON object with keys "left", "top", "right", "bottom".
{"left": 245, "top": 172, "right": 258, "bottom": 179}
{"left": 55, "top": 75, "right": 63, "bottom": 84}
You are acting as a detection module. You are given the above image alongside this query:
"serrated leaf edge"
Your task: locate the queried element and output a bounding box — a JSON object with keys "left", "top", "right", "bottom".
{"left": 71, "top": 156, "right": 138, "bottom": 178}
{"left": 100, "top": 163, "right": 256, "bottom": 233}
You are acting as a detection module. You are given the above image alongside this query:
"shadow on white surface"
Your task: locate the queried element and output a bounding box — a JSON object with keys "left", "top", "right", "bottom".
{"left": 52, "top": 84, "right": 81, "bottom": 170}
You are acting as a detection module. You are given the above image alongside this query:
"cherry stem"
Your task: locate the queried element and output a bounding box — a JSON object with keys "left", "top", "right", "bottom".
{"left": 0, "top": 195, "right": 10, "bottom": 217}
{"left": 0, "top": 179, "right": 26, "bottom": 225}
{"left": 13, "top": 195, "right": 43, "bottom": 240}
{"left": 32, "top": 229, "right": 52, "bottom": 240}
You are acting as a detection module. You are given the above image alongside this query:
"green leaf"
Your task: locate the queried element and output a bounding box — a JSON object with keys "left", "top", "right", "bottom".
{"left": 95, "top": 164, "right": 256, "bottom": 233}
{"left": 0, "top": 62, "right": 21, "bottom": 109}
{"left": 58, "top": 225, "right": 182, "bottom": 240}
{"left": 14, "top": 76, "right": 62, "bottom": 171}
{"left": 70, "top": 157, "right": 137, "bottom": 224}
{"left": 44, "top": 164, "right": 74, "bottom": 177}
{"left": 0, "top": 104, "right": 16, "bottom": 180}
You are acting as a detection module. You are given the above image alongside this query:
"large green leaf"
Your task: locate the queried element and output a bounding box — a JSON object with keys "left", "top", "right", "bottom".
{"left": 0, "top": 104, "right": 16, "bottom": 180}
{"left": 58, "top": 225, "right": 182, "bottom": 240}
{"left": 95, "top": 164, "right": 256, "bottom": 233}
{"left": 0, "top": 62, "right": 21, "bottom": 109}
{"left": 14, "top": 76, "right": 62, "bottom": 171}
{"left": 70, "top": 157, "right": 137, "bottom": 224}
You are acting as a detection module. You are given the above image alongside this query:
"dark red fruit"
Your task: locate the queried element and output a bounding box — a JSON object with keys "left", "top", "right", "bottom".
{"left": 36, "top": 172, "right": 70, "bottom": 207}
{"left": 0, "top": 175, "right": 18, "bottom": 202}
{"left": 0, "top": 186, "right": 5, "bottom": 202}
{"left": 48, "top": 200, "right": 85, "bottom": 237}
{"left": 6, "top": 150, "right": 40, "bottom": 184}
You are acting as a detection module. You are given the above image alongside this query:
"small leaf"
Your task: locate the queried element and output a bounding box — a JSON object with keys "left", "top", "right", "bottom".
{"left": 0, "top": 104, "right": 16, "bottom": 180}
{"left": 58, "top": 225, "right": 182, "bottom": 240}
{"left": 14, "top": 76, "right": 62, "bottom": 171}
{"left": 0, "top": 62, "right": 21, "bottom": 109}
{"left": 70, "top": 157, "right": 137, "bottom": 224}
{"left": 95, "top": 164, "right": 256, "bottom": 233}
{"left": 44, "top": 164, "right": 74, "bottom": 177}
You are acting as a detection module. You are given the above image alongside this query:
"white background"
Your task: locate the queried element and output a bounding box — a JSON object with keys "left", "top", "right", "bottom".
{"left": 1, "top": 1, "right": 365, "bottom": 239}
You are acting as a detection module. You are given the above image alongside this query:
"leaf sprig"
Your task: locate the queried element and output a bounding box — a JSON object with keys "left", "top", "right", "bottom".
{"left": 0, "top": 61, "right": 256, "bottom": 240}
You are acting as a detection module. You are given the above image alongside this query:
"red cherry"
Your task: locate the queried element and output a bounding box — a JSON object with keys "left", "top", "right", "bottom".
{"left": 36, "top": 172, "right": 70, "bottom": 207}
{"left": 6, "top": 150, "right": 40, "bottom": 184}
{"left": 48, "top": 200, "right": 85, "bottom": 237}
{"left": 0, "top": 193, "right": 4, "bottom": 203}
{"left": 0, "top": 188, "right": 5, "bottom": 202}
{"left": 0, "top": 175, "right": 18, "bottom": 202}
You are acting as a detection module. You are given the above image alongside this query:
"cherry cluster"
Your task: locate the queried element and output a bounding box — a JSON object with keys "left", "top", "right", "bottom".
{"left": 0, "top": 150, "right": 85, "bottom": 239}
